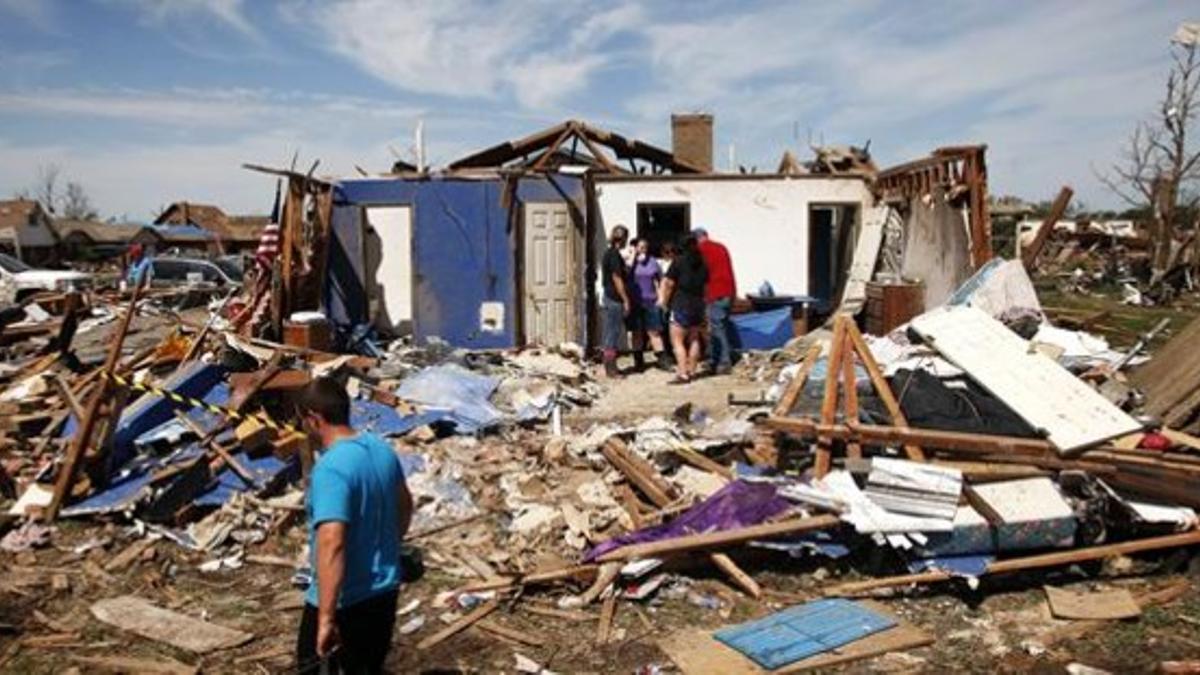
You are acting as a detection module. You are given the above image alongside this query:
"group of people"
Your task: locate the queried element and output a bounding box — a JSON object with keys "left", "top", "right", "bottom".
{"left": 602, "top": 224, "right": 737, "bottom": 384}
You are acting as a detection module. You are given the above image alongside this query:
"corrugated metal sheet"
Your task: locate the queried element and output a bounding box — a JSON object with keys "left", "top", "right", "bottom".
{"left": 713, "top": 598, "right": 895, "bottom": 669}
{"left": 328, "top": 174, "right": 586, "bottom": 349}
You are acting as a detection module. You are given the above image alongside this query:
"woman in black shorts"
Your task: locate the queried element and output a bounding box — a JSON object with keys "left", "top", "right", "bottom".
{"left": 659, "top": 235, "right": 708, "bottom": 384}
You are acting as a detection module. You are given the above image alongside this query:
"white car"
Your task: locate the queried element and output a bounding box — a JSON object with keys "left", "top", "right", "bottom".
{"left": 0, "top": 252, "right": 91, "bottom": 296}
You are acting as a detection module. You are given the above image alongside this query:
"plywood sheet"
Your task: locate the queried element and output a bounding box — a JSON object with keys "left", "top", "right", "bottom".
{"left": 1044, "top": 586, "right": 1141, "bottom": 620}
{"left": 838, "top": 206, "right": 887, "bottom": 316}
{"left": 911, "top": 306, "right": 1140, "bottom": 451}
{"left": 90, "top": 595, "right": 253, "bottom": 654}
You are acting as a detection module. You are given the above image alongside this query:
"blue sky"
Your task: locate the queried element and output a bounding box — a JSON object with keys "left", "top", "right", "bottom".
{"left": 0, "top": 0, "right": 1192, "bottom": 219}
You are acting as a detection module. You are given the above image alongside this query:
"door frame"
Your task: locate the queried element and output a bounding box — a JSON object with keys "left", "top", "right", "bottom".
{"left": 517, "top": 199, "right": 583, "bottom": 346}
{"left": 359, "top": 203, "right": 416, "bottom": 336}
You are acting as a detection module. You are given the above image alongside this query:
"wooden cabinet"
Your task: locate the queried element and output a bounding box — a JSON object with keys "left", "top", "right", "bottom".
{"left": 865, "top": 281, "right": 924, "bottom": 335}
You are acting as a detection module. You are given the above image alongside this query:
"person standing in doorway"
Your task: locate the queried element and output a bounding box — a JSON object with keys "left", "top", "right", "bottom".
{"left": 296, "top": 376, "right": 414, "bottom": 674}
{"left": 629, "top": 238, "right": 669, "bottom": 370}
{"left": 659, "top": 235, "right": 708, "bottom": 384}
{"left": 601, "top": 225, "right": 633, "bottom": 378}
{"left": 694, "top": 228, "right": 737, "bottom": 375}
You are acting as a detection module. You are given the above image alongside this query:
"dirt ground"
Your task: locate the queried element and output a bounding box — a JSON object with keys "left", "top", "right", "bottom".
{"left": 4, "top": 295, "right": 1200, "bottom": 673}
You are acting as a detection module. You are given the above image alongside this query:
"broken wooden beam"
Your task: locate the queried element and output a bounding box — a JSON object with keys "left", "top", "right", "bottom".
{"left": 595, "top": 515, "right": 841, "bottom": 563}
{"left": 1022, "top": 185, "right": 1074, "bottom": 271}
{"left": 826, "top": 529, "right": 1200, "bottom": 597}
{"left": 772, "top": 342, "right": 822, "bottom": 418}
{"left": 417, "top": 598, "right": 499, "bottom": 651}
{"left": 602, "top": 437, "right": 678, "bottom": 507}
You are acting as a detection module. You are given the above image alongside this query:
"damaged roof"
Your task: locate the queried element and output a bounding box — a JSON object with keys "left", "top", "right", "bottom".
{"left": 448, "top": 119, "right": 705, "bottom": 174}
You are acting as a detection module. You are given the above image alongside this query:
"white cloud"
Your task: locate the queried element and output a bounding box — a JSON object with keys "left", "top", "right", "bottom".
{"left": 291, "top": 0, "right": 637, "bottom": 109}
{"left": 112, "top": 0, "right": 260, "bottom": 38}
{"left": 0, "top": 87, "right": 425, "bottom": 128}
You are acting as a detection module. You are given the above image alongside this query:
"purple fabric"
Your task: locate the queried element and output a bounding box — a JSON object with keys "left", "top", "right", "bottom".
{"left": 631, "top": 255, "right": 661, "bottom": 305}
{"left": 584, "top": 479, "right": 793, "bottom": 562}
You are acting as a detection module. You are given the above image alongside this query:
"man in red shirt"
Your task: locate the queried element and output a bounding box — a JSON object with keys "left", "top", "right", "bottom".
{"left": 694, "top": 228, "right": 737, "bottom": 375}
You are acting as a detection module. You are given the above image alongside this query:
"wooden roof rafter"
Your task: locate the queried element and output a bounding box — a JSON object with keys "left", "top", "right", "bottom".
{"left": 448, "top": 119, "right": 704, "bottom": 174}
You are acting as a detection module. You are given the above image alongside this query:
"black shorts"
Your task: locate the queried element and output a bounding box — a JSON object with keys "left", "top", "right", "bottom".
{"left": 297, "top": 589, "right": 399, "bottom": 674}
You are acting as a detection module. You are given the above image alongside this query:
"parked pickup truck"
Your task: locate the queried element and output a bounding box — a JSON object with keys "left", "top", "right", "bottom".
{"left": 0, "top": 252, "right": 91, "bottom": 296}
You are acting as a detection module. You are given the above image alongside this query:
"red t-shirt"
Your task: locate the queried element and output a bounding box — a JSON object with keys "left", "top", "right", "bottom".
{"left": 698, "top": 239, "right": 736, "bottom": 303}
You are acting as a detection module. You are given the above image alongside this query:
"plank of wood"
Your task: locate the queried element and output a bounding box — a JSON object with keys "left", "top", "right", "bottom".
{"left": 602, "top": 438, "right": 678, "bottom": 507}
{"left": 815, "top": 316, "right": 847, "bottom": 478}
{"left": 522, "top": 604, "right": 594, "bottom": 622}
{"left": 710, "top": 553, "right": 762, "bottom": 599}
{"left": 70, "top": 655, "right": 198, "bottom": 675}
{"left": 841, "top": 337, "right": 862, "bottom": 460}
{"left": 104, "top": 538, "right": 154, "bottom": 572}
{"left": 827, "top": 529, "right": 1200, "bottom": 596}
{"left": 1044, "top": 585, "right": 1140, "bottom": 620}
{"left": 765, "top": 417, "right": 1054, "bottom": 457}
{"left": 456, "top": 564, "right": 598, "bottom": 593}
{"left": 1038, "top": 579, "right": 1190, "bottom": 646}
{"left": 672, "top": 443, "right": 734, "bottom": 480}
{"left": 597, "top": 593, "right": 616, "bottom": 645}
{"left": 417, "top": 598, "right": 499, "bottom": 651}
{"left": 579, "top": 562, "right": 621, "bottom": 605}
{"left": 844, "top": 319, "right": 924, "bottom": 460}
{"left": 46, "top": 283, "right": 143, "bottom": 520}
{"left": 596, "top": 515, "right": 841, "bottom": 563}
{"left": 658, "top": 629, "right": 762, "bottom": 675}
{"left": 772, "top": 343, "right": 822, "bottom": 418}
{"left": 476, "top": 620, "right": 545, "bottom": 647}
{"left": 1022, "top": 186, "right": 1074, "bottom": 270}
{"left": 90, "top": 595, "right": 253, "bottom": 654}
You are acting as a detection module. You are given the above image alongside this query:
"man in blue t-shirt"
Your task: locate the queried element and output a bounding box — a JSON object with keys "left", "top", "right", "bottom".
{"left": 295, "top": 376, "right": 413, "bottom": 674}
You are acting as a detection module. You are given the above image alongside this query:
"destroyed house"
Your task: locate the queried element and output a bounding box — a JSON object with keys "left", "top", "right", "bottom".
{"left": 51, "top": 219, "right": 157, "bottom": 260}
{"left": 0, "top": 198, "right": 59, "bottom": 265}
{"left": 302, "top": 119, "right": 990, "bottom": 351}
{"left": 322, "top": 119, "right": 700, "bottom": 349}
{"left": 154, "top": 201, "right": 268, "bottom": 254}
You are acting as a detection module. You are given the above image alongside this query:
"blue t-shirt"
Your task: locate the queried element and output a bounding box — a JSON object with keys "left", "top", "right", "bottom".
{"left": 305, "top": 432, "right": 405, "bottom": 608}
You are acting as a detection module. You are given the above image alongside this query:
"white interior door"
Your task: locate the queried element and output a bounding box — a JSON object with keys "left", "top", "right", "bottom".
{"left": 364, "top": 205, "right": 413, "bottom": 335}
{"left": 524, "top": 202, "right": 576, "bottom": 346}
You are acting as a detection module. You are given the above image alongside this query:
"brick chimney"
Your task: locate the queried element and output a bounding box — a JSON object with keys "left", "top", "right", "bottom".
{"left": 671, "top": 113, "right": 713, "bottom": 172}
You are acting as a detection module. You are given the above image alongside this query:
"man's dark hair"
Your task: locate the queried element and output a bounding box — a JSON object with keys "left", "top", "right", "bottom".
{"left": 299, "top": 376, "right": 351, "bottom": 426}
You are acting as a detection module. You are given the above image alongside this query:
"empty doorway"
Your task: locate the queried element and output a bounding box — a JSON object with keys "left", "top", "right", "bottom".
{"left": 363, "top": 205, "right": 414, "bottom": 336}
{"left": 808, "top": 204, "right": 860, "bottom": 310}
{"left": 636, "top": 202, "right": 690, "bottom": 253}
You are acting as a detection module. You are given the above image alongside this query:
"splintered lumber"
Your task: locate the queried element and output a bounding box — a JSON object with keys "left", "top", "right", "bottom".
{"left": 1022, "top": 185, "right": 1074, "bottom": 270}
{"left": 70, "top": 655, "right": 198, "bottom": 675}
{"left": 602, "top": 438, "right": 678, "bottom": 507}
{"left": 418, "top": 598, "right": 499, "bottom": 650}
{"left": 773, "top": 343, "right": 822, "bottom": 417}
{"left": 672, "top": 443, "right": 734, "bottom": 479}
{"left": 764, "top": 418, "right": 1054, "bottom": 458}
{"left": 826, "top": 529, "right": 1200, "bottom": 597}
{"left": 476, "top": 620, "right": 545, "bottom": 647}
{"left": 90, "top": 595, "right": 253, "bottom": 654}
{"left": 46, "top": 283, "right": 143, "bottom": 520}
{"left": 597, "top": 593, "right": 617, "bottom": 645}
{"left": 844, "top": 320, "right": 924, "bottom": 460}
{"left": 579, "top": 562, "right": 621, "bottom": 605}
{"left": 710, "top": 553, "right": 762, "bottom": 598}
{"left": 596, "top": 515, "right": 841, "bottom": 563}
{"left": 816, "top": 316, "right": 847, "bottom": 478}
{"left": 605, "top": 436, "right": 757, "bottom": 597}
{"left": 457, "top": 564, "right": 598, "bottom": 593}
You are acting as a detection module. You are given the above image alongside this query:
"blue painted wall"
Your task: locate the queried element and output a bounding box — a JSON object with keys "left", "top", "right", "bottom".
{"left": 326, "top": 174, "right": 586, "bottom": 349}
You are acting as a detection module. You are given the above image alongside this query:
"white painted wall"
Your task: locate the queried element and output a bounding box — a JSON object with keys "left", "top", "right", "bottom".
{"left": 594, "top": 177, "right": 873, "bottom": 297}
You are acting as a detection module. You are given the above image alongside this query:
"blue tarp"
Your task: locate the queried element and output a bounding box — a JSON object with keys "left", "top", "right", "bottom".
{"left": 327, "top": 174, "right": 586, "bottom": 348}
{"left": 730, "top": 308, "right": 793, "bottom": 350}
{"left": 396, "top": 363, "right": 504, "bottom": 434}
{"left": 714, "top": 599, "right": 896, "bottom": 669}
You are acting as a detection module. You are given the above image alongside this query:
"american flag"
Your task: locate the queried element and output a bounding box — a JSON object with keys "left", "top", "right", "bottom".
{"left": 255, "top": 179, "right": 281, "bottom": 272}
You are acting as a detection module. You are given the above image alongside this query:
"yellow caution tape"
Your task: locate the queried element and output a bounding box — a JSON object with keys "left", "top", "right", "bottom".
{"left": 103, "top": 371, "right": 300, "bottom": 434}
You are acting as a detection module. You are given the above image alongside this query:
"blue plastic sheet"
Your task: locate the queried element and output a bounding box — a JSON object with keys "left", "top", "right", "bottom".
{"left": 730, "top": 307, "right": 793, "bottom": 350}
{"left": 397, "top": 363, "right": 504, "bottom": 434}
